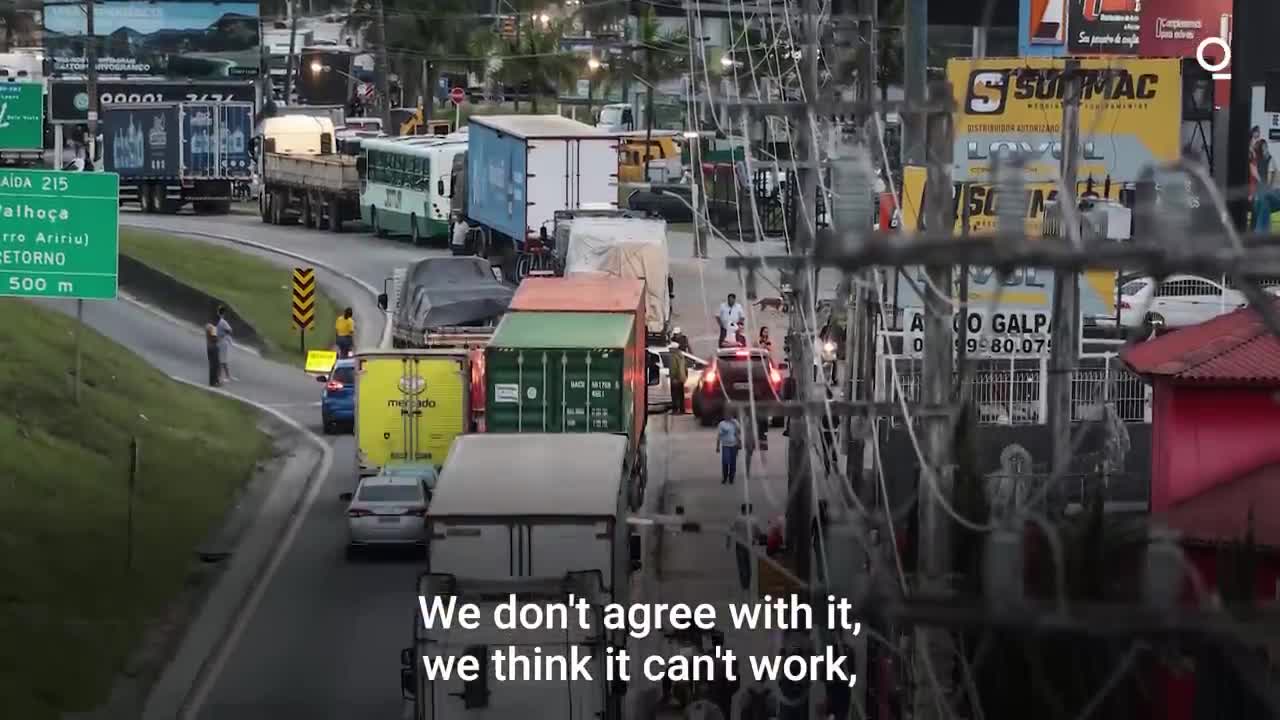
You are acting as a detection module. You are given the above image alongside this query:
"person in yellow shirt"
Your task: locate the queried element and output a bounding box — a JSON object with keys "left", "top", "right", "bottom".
{"left": 335, "top": 307, "right": 355, "bottom": 356}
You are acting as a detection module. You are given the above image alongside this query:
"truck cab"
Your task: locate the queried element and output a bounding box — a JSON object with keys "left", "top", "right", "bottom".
{"left": 400, "top": 433, "right": 640, "bottom": 720}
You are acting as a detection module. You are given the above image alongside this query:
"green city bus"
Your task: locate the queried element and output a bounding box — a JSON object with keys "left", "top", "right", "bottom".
{"left": 360, "top": 136, "right": 465, "bottom": 243}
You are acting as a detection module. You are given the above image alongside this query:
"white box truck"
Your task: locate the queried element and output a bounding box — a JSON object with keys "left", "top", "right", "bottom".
{"left": 399, "top": 433, "right": 640, "bottom": 720}
{"left": 460, "top": 115, "right": 619, "bottom": 282}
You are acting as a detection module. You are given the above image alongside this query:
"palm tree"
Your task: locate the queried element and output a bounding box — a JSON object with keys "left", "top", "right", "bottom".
{"left": 0, "top": 0, "right": 37, "bottom": 53}
{"left": 494, "top": 18, "right": 579, "bottom": 114}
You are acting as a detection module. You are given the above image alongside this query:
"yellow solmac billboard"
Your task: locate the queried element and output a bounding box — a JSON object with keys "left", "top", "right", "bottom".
{"left": 947, "top": 57, "right": 1182, "bottom": 183}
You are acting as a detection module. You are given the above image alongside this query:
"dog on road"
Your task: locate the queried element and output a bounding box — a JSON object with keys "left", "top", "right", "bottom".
{"left": 754, "top": 296, "right": 788, "bottom": 313}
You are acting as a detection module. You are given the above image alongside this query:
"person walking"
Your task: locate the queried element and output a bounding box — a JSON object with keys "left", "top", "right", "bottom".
{"left": 742, "top": 419, "right": 758, "bottom": 479}
{"left": 335, "top": 307, "right": 356, "bottom": 357}
{"left": 668, "top": 342, "right": 687, "bottom": 415}
{"left": 204, "top": 317, "right": 221, "bottom": 387}
{"left": 715, "top": 413, "right": 742, "bottom": 485}
{"left": 716, "top": 293, "right": 745, "bottom": 347}
{"left": 215, "top": 306, "right": 234, "bottom": 383}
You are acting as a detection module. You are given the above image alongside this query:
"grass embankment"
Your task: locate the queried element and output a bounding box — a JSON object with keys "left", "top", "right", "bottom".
{"left": 120, "top": 229, "right": 341, "bottom": 364}
{"left": 0, "top": 301, "right": 273, "bottom": 719}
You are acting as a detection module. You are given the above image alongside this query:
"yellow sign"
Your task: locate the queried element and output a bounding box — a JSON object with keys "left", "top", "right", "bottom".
{"left": 947, "top": 57, "right": 1182, "bottom": 183}
{"left": 292, "top": 267, "right": 316, "bottom": 330}
{"left": 897, "top": 165, "right": 1118, "bottom": 317}
{"left": 305, "top": 350, "right": 338, "bottom": 374}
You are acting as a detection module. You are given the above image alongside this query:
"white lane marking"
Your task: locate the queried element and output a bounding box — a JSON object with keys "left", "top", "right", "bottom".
{"left": 173, "top": 374, "right": 334, "bottom": 719}
{"left": 120, "top": 221, "right": 394, "bottom": 349}
{"left": 114, "top": 287, "right": 336, "bottom": 717}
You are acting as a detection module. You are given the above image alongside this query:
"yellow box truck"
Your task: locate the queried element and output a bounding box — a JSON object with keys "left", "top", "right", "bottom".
{"left": 354, "top": 350, "right": 470, "bottom": 477}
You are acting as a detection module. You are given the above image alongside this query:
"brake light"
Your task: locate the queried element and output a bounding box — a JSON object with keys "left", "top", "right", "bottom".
{"left": 702, "top": 365, "right": 717, "bottom": 386}
{"left": 347, "top": 508, "right": 373, "bottom": 517}
{"left": 769, "top": 367, "right": 782, "bottom": 385}
{"left": 326, "top": 380, "right": 344, "bottom": 391}
{"left": 735, "top": 349, "right": 750, "bottom": 357}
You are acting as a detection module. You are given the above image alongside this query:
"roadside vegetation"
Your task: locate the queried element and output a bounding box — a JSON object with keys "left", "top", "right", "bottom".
{"left": 120, "top": 229, "right": 341, "bottom": 363}
{"left": 0, "top": 301, "right": 273, "bottom": 719}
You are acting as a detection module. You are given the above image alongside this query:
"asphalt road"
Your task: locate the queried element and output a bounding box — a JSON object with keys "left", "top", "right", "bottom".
{"left": 110, "top": 211, "right": 820, "bottom": 718}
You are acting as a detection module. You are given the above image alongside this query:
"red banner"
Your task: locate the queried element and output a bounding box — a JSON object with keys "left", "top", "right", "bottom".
{"left": 1139, "top": 0, "right": 1232, "bottom": 105}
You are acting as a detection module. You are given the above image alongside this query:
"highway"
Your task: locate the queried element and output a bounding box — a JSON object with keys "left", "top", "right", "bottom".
{"left": 103, "top": 213, "right": 811, "bottom": 717}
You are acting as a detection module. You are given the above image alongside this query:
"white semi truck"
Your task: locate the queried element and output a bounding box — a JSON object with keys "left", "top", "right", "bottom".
{"left": 399, "top": 433, "right": 640, "bottom": 720}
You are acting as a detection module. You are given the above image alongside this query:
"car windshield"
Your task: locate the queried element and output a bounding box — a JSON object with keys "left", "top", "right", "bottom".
{"left": 599, "top": 107, "right": 625, "bottom": 125}
{"left": 1120, "top": 279, "right": 1148, "bottom": 295}
{"left": 357, "top": 483, "right": 421, "bottom": 503}
{"left": 384, "top": 468, "right": 438, "bottom": 488}
{"left": 332, "top": 366, "right": 355, "bottom": 384}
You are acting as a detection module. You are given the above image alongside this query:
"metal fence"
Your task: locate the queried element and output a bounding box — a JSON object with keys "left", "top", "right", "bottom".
{"left": 875, "top": 352, "right": 1151, "bottom": 425}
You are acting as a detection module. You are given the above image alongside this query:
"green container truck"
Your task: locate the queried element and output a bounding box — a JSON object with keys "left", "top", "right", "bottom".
{"left": 485, "top": 311, "right": 648, "bottom": 508}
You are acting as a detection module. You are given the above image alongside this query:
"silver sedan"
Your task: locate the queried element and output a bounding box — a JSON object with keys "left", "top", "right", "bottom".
{"left": 345, "top": 474, "right": 429, "bottom": 552}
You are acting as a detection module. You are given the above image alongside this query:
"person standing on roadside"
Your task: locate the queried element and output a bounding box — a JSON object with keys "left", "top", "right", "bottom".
{"left": 205, "top": 315, "right": 221, "bottom": 387}
{"left": 715, "top": 413, "right": 742, "bottom": 485}
{"left": 668, "top": 342, "right": 687, "bottom": 415}
{"left": 335, "top": 307, "right": 356, "bottom": 357}
{"left": 716, "top": 293, "right": 745, "bottom": 347}
{"left": 216, "top": 306, "right": 234, "bottom": 383}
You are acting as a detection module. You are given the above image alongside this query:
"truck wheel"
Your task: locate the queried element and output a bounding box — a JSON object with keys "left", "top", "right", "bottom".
{"left": 302, "top": 194, "right": 314, "bottom": 227}
{"left": 143, "top": 184, "right": 156, "bottom": 214}
{"left": 260, "top": 190, "right": 272, "bottom": 223}
{"left": 213, "top": 200, "right": 231, "bottom": 214}
{"left": 371, "top": 207, "right": 385, "bottom": 237}
{"left": 410, "top": 215, "right": 421, "bottom": 245}
{"left": 272, "top": 191, "right": 286, "bottom": 225}
{"left": 329, "top": 199, "right": 343, "bottom": 232}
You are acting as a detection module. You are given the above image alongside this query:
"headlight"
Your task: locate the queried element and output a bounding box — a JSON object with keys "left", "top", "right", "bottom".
{"left": 823, "top": 341, "right": 837, "bottom": 354}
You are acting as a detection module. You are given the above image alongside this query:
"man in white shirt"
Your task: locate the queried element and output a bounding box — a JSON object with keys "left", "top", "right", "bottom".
{"left": 716, "top": 293, "right": 745, "bottom": 347}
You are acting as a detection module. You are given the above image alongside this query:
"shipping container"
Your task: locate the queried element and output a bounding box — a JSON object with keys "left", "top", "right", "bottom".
{"left": 354, "top": 350, "right": 471, "bottom": 476}
{"left": 101, "top": 100, "right": 253, "bottom": 214}
{"left": 508, "top": 275, "right": 648, "bottom": 433}
{"left": 485, "top": 310, "right": 640, "bottom": 436}
{"left": 464, "top": 115, "right": 619, "bottom": 281}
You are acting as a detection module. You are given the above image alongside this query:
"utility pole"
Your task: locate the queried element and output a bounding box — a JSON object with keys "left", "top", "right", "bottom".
{"left": 284, "top": 0, "right": 299, "bottom": 104}
{"left": 902, "top": 0, "right": 928, "bottom": 165}
{"left": 1047, "top": 60, "right": 1081, "bottom": 494}
{"left": 86, "top": 0, "right": 98, "bottom": 164}
{"left": 912, "top": 82, "right": 955, "bottom": 720}
{"left": 786, "top": 0, "right": 821, "bottom": 602}
{"left": 374, "top": 0, "right": 393, "bottom": 131}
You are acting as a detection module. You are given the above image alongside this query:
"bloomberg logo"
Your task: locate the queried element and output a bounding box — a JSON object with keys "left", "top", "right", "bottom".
{"left": 1196, "top": 14, "right": 1233, "bottom": 80}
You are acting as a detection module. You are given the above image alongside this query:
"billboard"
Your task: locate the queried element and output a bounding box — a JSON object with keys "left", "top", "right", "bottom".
{"left": 1067, "top": 0, "right": 1141, "bottom": 54}
{"left": 43, "top": 1, "right": 260, "bottom": 79}
{"left": 1028, "top": 0, "right": 1067, "bottom": 46}
{"left": 897, "top": 165, "right": 1120, "bottom": 322}
{"left": 948, "top": 57, "right": 1183, "bottom": 184}
{"left": 49, "top": 79, "right": 256, "bottom": 123}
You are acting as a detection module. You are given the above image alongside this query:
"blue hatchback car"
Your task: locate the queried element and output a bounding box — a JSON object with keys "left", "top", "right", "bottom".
{"left": 320, "top": 357, "right": 356, "bottom": 434}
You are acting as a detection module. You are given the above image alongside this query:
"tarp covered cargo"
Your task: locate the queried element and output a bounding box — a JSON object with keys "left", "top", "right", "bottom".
{"left": 391, "top": 257, "right": 513, "bottom": 345}
{"left": 562, "top": 217, "right": 669, "bottom": 335}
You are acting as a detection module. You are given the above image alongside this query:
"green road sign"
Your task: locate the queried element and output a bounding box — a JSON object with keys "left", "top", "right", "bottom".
{"left": 0, "top": 83, "right": 44, "bottom": 150}
{"left": 0, "top": 169, "right": 119, "bottom": 300}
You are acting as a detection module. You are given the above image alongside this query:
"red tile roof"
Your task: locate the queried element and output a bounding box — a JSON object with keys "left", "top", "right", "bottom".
{"left": 1121, "top": 302, "right": 1280, "bottom": 386}
{"left": 1160, "top": 464, "right": 1280, "bottom": 548}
